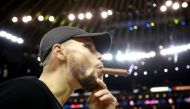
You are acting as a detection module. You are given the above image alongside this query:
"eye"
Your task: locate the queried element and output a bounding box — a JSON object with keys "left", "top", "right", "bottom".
{"left": 84, "top": 43, "right": 95, "bottom": 53}
{"left": 84, "top": 43, "right": 92, "bottom": 49}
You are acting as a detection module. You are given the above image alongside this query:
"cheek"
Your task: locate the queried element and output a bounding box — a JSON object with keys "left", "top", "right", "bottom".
{"left": 67, "top": 48, "right": 99, "bottom": 77}
{"left": 73, "top": 50, "right": 97, "bottom": 67}
{"left": 69, "top": 54, "right": 98, "bottom": 78}
{"left": 68, "top": 54, "right": 88, "bottom": 78}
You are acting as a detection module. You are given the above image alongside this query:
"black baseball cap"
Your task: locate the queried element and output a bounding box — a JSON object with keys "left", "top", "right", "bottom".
{"left": 39, "top": 26, "right": 112, "bottom": 62}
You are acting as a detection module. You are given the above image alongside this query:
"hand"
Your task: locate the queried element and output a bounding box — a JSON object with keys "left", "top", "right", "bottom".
{"left": 88, "top": 79, "right": 118, "bottom": 109}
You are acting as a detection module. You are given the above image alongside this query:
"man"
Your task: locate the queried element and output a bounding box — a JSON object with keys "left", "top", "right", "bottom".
{"left": 0, "top": 26, "right": 118, "bottom": 109}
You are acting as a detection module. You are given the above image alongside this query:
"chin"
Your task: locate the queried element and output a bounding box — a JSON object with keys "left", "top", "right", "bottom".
{"left": 79, "top": 74, "right": 101, "bottom": 92}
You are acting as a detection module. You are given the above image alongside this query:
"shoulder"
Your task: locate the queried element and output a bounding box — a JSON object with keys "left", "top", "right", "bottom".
{"left": 0, "top": 76, "right": 39, "bottom": 89}
{"left": 0, "top": 76, "right": 52, "bottom": 108}
{"left": 0, "top": 76, "right": 45, "bottom": 98}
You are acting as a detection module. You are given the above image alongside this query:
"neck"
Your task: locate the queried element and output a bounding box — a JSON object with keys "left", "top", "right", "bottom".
{"left": 39, "top": 65, "right": 78, "bottom": 105}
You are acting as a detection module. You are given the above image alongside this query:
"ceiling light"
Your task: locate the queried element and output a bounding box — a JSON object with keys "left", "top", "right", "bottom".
{"left": 182, "top": 2, "right": 188, "bottom": 8}
{"left": 165, "top": 0, "right": 172, "bottom": 7}
{"left": 78, "top": 13, "right": 85, "bottom": 20}
{"left": 12, "top": 17, "right": 18, "bottom": 23}
{"left": 172, "top": 2, "right": 180, "bottom": 10}
{"left": 160, "top": 5, "right": 167, "bottom": 12}
{"left": 101, "top": 11, "right": 108, "bottom": 19}
{"left": 68, "top": 13, "right": 75, "bottom": 21}
{"left": 107, "top": 10, "right": 113, "bottom": 15}
{"left": 49, "top": 16, "right": 54, "bottom": 22}
{"left": 38, "top": 15, "right": 44, "bottom": 21}
{"left": 85, "top": 12, "right": 92, "bottom": 19}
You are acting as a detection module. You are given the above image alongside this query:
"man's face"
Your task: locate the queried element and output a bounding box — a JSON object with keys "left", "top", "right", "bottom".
{"left": 66, "top": 37, "right": 103, "bottom": 92}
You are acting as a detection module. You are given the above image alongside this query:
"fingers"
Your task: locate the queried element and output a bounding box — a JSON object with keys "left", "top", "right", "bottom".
{"left": 99, "top": 94, "right": 115, "bottom": 102}
{"left": 96, "top": 78, "right": 107, "bottom": 89}
{"left": 88, "top": 78, "right": 118, "bottom": 106}
{"left": 88, "top": 79, "right": 108, "bottom": 103}
{"left": 87, "top": 93, "right": 96, "bottom": 103}
{"left": 95, "top": 89, "right": 117, "bottom": 103}
{"left": 88, "top": 89, "right": 108, "bottom": 103}
{"left": 94, "top": 89, "right": 108, "bottom": 97}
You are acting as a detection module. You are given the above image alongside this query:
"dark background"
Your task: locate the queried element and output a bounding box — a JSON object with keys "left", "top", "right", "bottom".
{"left": 0, "top": 0, "right": 190, "bottom": 108}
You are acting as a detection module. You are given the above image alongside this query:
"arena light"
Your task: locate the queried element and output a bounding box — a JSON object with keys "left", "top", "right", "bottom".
{"left": 129, "top": 100, "right": 135, "bottom": 106}
{"left": 181, "top": 21, "right": 187, "bottom": 26}
{"left": 104, "top": 74, "right": 109, "bottom": 78}
{"left": 143, "top": 71, "right": 148, "bottom": 75}
{"left": 22, "top": 15, "right": 30, "bottom": 23}
{"left": 175, "top": 67, "right": 179, "bottom": 71}
{"left": 70, "top": 104, "right": 83, "bottom": 108}
{"left": 168, "top": 98, "right": 174, "bottom": 104}
{"left": 186, "top": 65, "right": 190, "bottom": 69}
{"left": 27, "top": 15, "right": 32, "bottom": 21}
{"left": 134, "top": 66, "right": 138, "bottom": 70}
{"left": 12, "top": 16, "right": 18, "bottom": 23}
{"left": 159, "top": 45, "right": 163, "bottom": 49}
{"left": 78, "top": 13, "right": 85, "bottom": 20}
{"left": 164, "top": 68, "right": 168, "bottom": 72}
{"left": 160, "top": 44, "right": 190, "bottom": 56}
{"left": 101, "top": 11, "right": 108, "bottom": 19}
{"left": 38, "top": 15, "right": 44, "bottom": 21}
{"left": 129, "top": 26, "right": 133, "bottom": 31}
{"left": 184, "top": 97, "right": 190, "bottom": 103}
{"left": 174, "top": 18, "right": 180, "bottom": 24}
{"left": 134, "top": 72, "right": 138, "bottom": 76}
{"left": 107, "top": 10, "right": 113, "bottom": 15}
{"left": 85, "top": 12, "right": 92, "bottom": 19}
{"left": 71, "top": 93, "right": 79, "bottom": 97}
{"left": 133, "top": 25, "right": 138, "bottom": 30}
{"left": 115, "top": 50, "right": 126, "bottom": 62}
{"left": 145, "top": 51, "right": 156, "bottom": 58}
{"left": 153, "top": 3, "right": 156, "bottom": 7}
{"left": 37, "top": 57, "right": 41, "bottom": 62}
{"left": 160, "top": 5, "right": 167, "bottom": 12}
{"left": 182, "top": 2, "right": 188, "bottom": 8}
{"left": 165, "top": 0, "right": 172, "bottom": 7}
{"left": 124, "top": 52, "right": 145, "bottom": 61}
{"left": 146, "top": 23, "right": 151, "bottom": 28}
{"left": 0, "top": 30, "right": 24, "bottom": 44}
{"left": 133, "top": 89, "right": 139, "bottom": 93}
{"left": 116, "top": 51, "right": 156, "bottom": 61}
{"left": 68, "top": 13, "right": 75, "bottom": 21}
{"left": 150, "top": 86, "right": 171, "bottom": 92}
{"left": 150, "top": 22, "right": 155, "bottom": 27}
{"left": 144, "top": 100, "right": 159, "bottom": 105}
{"left": 172, "top": 2, "right": 180, "bottom": 10}
{"left": 21, "top": 15, "right": 32, "bottom": 23}
{"left": 102, "top": 53, "right": 113, "bottom": 61}
{"left": 49, "top": 16, "right": 54, "bottom": 22}
{"left": 140, "top": 61, "right": 145, "bottom": 65}
{"left": 129, "top": 64, "right": 135, "bottom": 74}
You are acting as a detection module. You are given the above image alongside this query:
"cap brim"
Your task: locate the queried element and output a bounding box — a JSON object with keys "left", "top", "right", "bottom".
{"left": 75, "top": 32, "right": 112, "bottom": 53}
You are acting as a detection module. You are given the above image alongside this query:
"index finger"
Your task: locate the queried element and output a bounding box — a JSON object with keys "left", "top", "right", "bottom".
{"left": 96, "top": 78, "right": 107, "bottom": 89}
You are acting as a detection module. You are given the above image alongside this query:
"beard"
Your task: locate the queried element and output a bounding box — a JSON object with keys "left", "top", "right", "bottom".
{"left": 69, "top": 54, "right": 101, "bottom": 92}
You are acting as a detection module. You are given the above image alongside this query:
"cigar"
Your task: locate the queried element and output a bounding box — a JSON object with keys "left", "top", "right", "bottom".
{"left": 102, "top": 68, "right": 128, "bottom": 77}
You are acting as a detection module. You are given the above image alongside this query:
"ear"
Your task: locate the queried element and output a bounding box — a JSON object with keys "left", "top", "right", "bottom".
{"left": 52, "top": 44, "right": 66, "bottom": 61}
